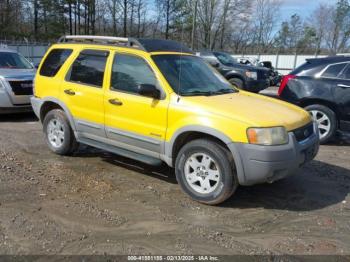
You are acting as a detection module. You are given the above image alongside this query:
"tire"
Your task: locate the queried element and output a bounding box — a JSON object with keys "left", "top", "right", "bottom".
{"left": 305, "top": 104, "right": 337, "bottom": 144}
{"left": 43, "top": 109, "right": 78, "bottom": 155}
{"left": 175, "top": 139, "right": 238, "bottom": 205}
{"left": 229, "top": 78, "right": 244, "bottom": 89}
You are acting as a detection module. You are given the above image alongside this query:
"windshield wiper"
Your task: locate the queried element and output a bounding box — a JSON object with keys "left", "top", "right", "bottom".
{"left": 180, "top": 90, "right": 215, "bottom": 96}
{"left": 214, "top": 88, "right": 236, "bottom": 94}
{"left": 180, "top": 89, "right": 236, "bottom": 96}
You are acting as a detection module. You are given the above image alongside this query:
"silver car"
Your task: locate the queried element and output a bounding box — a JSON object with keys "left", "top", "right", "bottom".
{"left": 0, "top": 47, "right": 35, "bottom": 113}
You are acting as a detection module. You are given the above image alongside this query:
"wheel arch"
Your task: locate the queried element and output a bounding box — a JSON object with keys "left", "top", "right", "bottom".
{"left": 299, "top": 98, "right": 340, "bottom": 119}
{"left": 165, "top": 126, "right": 246, "bottom": 185}
{"left": 39, "top": 98, "right": 77, "bottom": 131}
{"left": 166, "top": 126, "right": 233, "bottom": 165}
{"left": 226, "top": 73, "right": 245, "bottom": 85}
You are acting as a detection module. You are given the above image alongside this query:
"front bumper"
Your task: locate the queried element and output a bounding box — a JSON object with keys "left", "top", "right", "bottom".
{"left": 0, "top": 77, "right": 32, "bottom": 112}
{"left": 246, "top": 79, "right": 270, "bottom": 93}
{"left": 229, "top": 122, "right": 319, "bottom": 185}
{"left": 0, "top": 90, "right": 32, "bottom": 113}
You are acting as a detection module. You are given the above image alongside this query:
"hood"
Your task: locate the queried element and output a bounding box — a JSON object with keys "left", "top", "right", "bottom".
{"left": 0, "top": 68, "right": 35, "bottom": 80}
{"left": 183, "top": 91, "right": 311, "bottom": 131}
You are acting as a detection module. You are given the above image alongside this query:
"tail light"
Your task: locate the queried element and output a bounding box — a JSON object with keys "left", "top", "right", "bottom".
{"left": 278, "top": 74, "right": 296, "bottom": 96}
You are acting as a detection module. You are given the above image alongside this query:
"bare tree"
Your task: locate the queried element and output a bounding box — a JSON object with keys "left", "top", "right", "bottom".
{"left": 324, "top": 0, "right": 350, "bottom": 54}
{"left": 252, "top": 0, "right": 281, "bottom": 53}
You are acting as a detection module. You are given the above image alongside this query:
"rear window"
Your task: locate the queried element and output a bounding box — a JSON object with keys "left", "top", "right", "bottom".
{"left": 40, "top": 49, "right": 72, "bottom": 77}
{"left": 66, "top": 49, "right": 109, "bottom": 87}
{"left": 321, "top": 63, "right": 347, "bottom": 78}
{"left": 290, "top": 62, "right": 313, "bottom": 75}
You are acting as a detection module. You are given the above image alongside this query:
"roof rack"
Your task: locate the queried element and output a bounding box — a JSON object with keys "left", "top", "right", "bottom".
{"left": 57, "top": 35, "right": 193, "bottom": 53}
{"left": 58, "top": 35, "right": 145, "bottom": 50}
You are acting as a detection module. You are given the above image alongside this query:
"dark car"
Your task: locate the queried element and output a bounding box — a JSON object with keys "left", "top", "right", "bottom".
{"left": 278, "top": 56, "right": 350, "bottom": 144}
{"left": 258, "top": 61, "right": 283, "bottom": 86}
{"left": 197, "top": 51, "right": 270, "bottom": 93}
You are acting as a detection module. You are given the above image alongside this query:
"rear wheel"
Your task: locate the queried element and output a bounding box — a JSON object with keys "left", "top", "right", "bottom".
{"left": 43, "top": 109, "right": 78, "bottom": 155}
{"left": 305, "top": 104, "right": 337, "bottom": 144}
{"left": 229, "top": 78, "right": 244, "bottom": 89}
{"left": 175, "top": 139, "right": 238, "bottom": 205}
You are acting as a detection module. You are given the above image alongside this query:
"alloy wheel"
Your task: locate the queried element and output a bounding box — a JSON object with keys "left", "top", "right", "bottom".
{"left": 310, "top": 110, "right": 331, "bottom": 140}
{"left": 47, "top": 118, "right": 65, "bottom": 148}
{"left": 184, "top": 153, "right": 221, "bottom": 194}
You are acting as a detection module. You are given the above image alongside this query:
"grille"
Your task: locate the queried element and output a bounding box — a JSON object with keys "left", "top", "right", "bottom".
{"left": 293, "top": 123, "right": 314, "bottom": 142}
{"left": 257, "top": 70, "right": 269, "bottom": 80}
{"left": 8, "top": 80, "right": 33, "bottom": 95}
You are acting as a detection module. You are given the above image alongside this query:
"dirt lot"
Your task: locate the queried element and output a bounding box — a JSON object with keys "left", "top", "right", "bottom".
{"left": 0, "top": 113, "right": 350, "bottom": 256}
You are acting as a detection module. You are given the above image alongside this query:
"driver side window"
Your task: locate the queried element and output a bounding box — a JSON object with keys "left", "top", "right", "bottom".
{"left": 111, "top": 54, "right": 157, "bottom": 94}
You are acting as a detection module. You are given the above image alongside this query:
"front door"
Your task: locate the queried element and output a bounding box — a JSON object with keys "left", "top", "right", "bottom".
{"left": 61, "top": 49, "right": 110, "bottom": 138}
{"left": 104, "top": 52, "right": 168, "bottom": 157}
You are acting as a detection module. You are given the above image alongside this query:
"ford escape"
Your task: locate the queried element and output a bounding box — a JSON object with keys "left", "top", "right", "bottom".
{"left": 31, "top": 36, "right": 319, "bottom": 205}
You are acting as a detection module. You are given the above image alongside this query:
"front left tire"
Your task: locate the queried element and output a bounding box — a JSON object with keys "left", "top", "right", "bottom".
{"left": 175, "top": 139, "right": 238, "bottom": 205}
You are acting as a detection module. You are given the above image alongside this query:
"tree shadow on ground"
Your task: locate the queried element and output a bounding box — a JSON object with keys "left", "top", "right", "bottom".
{"left": 75, "top": 144, "right": 350, "bottom": 211}
{"left": 221, "top": 160, "right": 350, "bottom": 211}
{"left": 0, "top": 112, "right": 38, "bottom": 122}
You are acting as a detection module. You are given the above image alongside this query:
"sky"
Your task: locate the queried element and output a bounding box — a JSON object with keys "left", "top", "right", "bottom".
{"left": 279, "top": 0, "right": 338, "bottom": 20}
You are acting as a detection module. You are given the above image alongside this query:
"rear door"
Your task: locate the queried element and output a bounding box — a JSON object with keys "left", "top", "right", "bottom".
{"left": 335, "top": 63, "right": 350, "bottom": 122}
{"left": 61, "top": 49, "right": 110, "bottom": 138}
{"left": 317, "top": 62, "right": 348, "bottom": 90}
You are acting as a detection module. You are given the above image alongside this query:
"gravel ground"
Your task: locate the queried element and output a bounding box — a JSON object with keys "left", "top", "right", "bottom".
{"left": 0, "top": 113, "right": 350, "bottom": 256}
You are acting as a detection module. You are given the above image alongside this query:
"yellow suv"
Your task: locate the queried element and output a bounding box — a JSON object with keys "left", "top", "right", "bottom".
{"left": 31, "top": 36, "right": 319, "bottom": 205}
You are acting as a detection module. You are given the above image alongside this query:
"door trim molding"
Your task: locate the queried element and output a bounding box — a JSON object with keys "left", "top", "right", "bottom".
{"left": 106, "top": 127, "right": 161, "bottom": 145}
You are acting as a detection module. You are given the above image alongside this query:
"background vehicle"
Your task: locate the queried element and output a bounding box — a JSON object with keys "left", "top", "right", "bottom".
{"left": 278, "top": 56, "right": 350, "bottom": 144}
{"left": 0, "top": 46, "right": 35, "bottom": 113}
{"left": 237, "top": 57, "right": 259, "bottom": 66}
{"left": 32, "top": 36, "right": 318, "bottom": 205}
{"left": 238, "top": 58, "right": 282, "bottom": 86}
{"left": 259, "top": 61, "right": 283, "bottom": 86}
{"left": 197, "top": 51, "right": 270, "bottom": 93}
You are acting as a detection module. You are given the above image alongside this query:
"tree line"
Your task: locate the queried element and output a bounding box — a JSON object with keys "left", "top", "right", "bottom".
{"left": 0, "top": 0, "right": 350, "bottom": 55}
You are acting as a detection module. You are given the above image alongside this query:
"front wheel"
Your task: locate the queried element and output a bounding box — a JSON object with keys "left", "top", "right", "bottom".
{"left": 175, "top": 139, "right": 238, "bottom": 205}
{"left": 229, "top": 78, "right": 244, "bottom": 89}
{"left": 305, "top": 104, "right": 337, "bottom": 144}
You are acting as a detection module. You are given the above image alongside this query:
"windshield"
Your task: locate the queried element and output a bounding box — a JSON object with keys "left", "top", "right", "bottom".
{"left": 0, "top": 52, "right": 33, "bottom": 69}
{"left": 213, "top": 52, "right": 238, "bottom": 67}
{"left": 152, "top": 54, "right": 236, "bottom": 96}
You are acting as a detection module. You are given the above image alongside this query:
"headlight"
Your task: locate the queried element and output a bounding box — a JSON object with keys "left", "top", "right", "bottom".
{"left": 245, "top": 71, "right": 257, "bottom": 80}
{"left": 247, "top": 127, "right": 289, "bottom": 145}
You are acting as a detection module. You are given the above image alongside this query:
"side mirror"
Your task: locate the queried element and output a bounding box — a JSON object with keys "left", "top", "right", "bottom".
{"left": 138, "top": 84, "right": 161, "bottom": 99}
{"left": 35, "top": 63, "right": 40, "bottom": 69}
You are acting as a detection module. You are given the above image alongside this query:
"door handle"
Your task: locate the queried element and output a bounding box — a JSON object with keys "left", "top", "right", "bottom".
{"left": 109, "top": 98, "right": 123, "bottom": 106}
{"left": 64, "top": 89, "right": 76, "bottom": 96}
{"left": 337, "top": 84, "right": 350, "bottom": 88}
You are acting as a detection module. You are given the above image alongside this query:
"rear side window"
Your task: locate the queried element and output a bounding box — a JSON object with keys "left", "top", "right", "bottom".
{"left": 321, "top": 63, "right": 347, "bottom": 78}
{"left": 40, "top": 49, "right": 72, "bottom": 77}
{"left": 67, "top": 50, "right": 109, "bottom": 87}
{"left": 340, "top": 64, "right": 350, "bottom": 79}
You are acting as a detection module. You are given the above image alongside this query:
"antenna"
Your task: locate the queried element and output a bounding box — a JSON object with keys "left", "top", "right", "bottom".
{"left": 176, "top": 20, "right": 185, "bottom": 102}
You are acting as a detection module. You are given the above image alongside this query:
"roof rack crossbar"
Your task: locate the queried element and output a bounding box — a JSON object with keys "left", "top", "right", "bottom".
{"left": 58, "top": 35, "right": 145, "bottom": 51}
